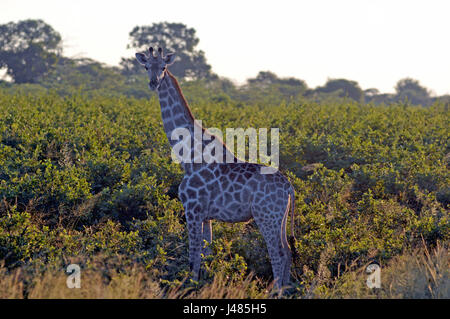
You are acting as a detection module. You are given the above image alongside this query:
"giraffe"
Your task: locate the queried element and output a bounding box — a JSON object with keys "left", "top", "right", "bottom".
{"left": 135, "top": 47, "right": 297, "bottom": 289}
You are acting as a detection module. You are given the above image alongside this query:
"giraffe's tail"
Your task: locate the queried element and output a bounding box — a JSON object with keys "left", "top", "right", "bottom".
{"left": 288, "top": 186, "right": 299, "bottom": 265}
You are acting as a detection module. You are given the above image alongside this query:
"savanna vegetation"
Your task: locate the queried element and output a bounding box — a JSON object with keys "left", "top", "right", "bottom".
{"left": 0, "top": 19, "right": 449, "bottom": 299}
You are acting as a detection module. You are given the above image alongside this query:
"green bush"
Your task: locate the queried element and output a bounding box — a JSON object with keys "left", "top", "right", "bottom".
{"left": 0, "top": 90, "right": 448, "bottom": 298}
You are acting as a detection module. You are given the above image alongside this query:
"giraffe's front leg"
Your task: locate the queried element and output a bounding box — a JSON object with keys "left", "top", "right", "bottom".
{"left": 187, "top": 217, "right": 202, "bottom": 281}
{"left": 202, "top": 220, "right": 213, "bottom": 257}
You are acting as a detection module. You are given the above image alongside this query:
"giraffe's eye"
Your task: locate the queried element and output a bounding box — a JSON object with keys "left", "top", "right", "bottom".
{"left": 145, "top": 66, "right": 149, "bottom": 70}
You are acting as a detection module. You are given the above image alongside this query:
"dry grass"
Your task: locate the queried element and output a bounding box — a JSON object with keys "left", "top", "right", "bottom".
{"left": 0, "top": 265, "right": 24, "bottom": 299}
{"left": 320, "top": 242, "right": 450, "bottom": 299}
{"left": 381, "top": 242, "right": 449, "bottom": 298}
{"left": 0, "top": 264, "right": 271, "bottom": 299}
{"left": 1, "top": 243, "right": 448, "bottom": 299}
{"left": 0, "top": 266, "right": 164, "bottom": 299}
{"left": 187, "top": 274, "right": 271, "bottom": 299}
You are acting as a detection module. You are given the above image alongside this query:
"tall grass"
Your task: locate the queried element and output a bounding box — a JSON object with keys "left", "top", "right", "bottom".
{"left": 1, "top": 243, "right": 447, "bottom": 299}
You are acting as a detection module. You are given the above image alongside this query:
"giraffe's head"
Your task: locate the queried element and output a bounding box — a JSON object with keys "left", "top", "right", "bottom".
{"left": 135, "top": 47, "right": 175, "bottom": 91}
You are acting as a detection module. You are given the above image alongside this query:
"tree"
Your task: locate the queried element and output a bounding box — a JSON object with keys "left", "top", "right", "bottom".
{"left": 120, "top": 22, "right": 216, "bottom": 81}
{"left": 247, "top": 71, "right": 306, "bottom": 89}
{"left": 364, "top": 88, "right": 379, "bottom": 98}
{"left": 394, "top": 78, "right": 431, "bottom": 106}
{"left": 313, "top": 78, "right": 364, "bottom": 102}
{"left": 42, "top": 58, "right": 123, "bottom": 89}
{"left": 179, "top": 72, "right": 306, "bottom": 106}
{"left": 39, "top": 57, "right": 152, "bottom": 98}
{"left": 0, "top": 19, "right": 62, "bottom": 83}
{"left": 247, "top": 71, "right": 280, "bottom": 87}
{"left": 242, "top": 71, "right": 307, "bottom": 103}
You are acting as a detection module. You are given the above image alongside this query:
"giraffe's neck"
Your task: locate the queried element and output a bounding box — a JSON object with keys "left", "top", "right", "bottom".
{"left": 157, "top": 71, "right": 196, "bottom": 148}
{"left": 157, "top": 71, "right": 236, "bottom": 170}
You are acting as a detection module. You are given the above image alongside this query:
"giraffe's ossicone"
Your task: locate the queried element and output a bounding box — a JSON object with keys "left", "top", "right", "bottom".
{"left": 136, "top": 47, "right": 297, "bottom": 289}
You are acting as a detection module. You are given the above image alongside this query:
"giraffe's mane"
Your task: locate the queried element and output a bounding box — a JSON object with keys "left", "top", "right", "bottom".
{"left": 166, "top": 71, "right": 196, "bottom": 124}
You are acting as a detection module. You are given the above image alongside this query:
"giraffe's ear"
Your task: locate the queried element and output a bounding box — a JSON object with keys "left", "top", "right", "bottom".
{"left": 135, "top": 53, "right": 148, "bottom": 65}
{"left": 164, "top": 53, "right": 175, "bottom": 65}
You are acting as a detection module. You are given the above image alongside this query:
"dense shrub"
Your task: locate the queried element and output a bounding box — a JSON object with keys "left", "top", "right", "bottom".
{"left": 0, "top": 90, "right": 448, "bottom": 298}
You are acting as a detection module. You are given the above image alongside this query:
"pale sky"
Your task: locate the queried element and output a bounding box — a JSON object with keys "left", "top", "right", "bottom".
{"left": 2, "top": 0, "right": 450, "bottom": 95}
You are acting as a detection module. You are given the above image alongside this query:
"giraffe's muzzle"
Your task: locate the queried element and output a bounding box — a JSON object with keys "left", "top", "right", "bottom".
{"left": 149, "top": 80, "right": 159, "bottom": 91}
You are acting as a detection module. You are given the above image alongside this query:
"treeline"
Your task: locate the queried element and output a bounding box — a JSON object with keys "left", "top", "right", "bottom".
{"left": 1, "top": 19, "right": 449, "bottom": 106}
